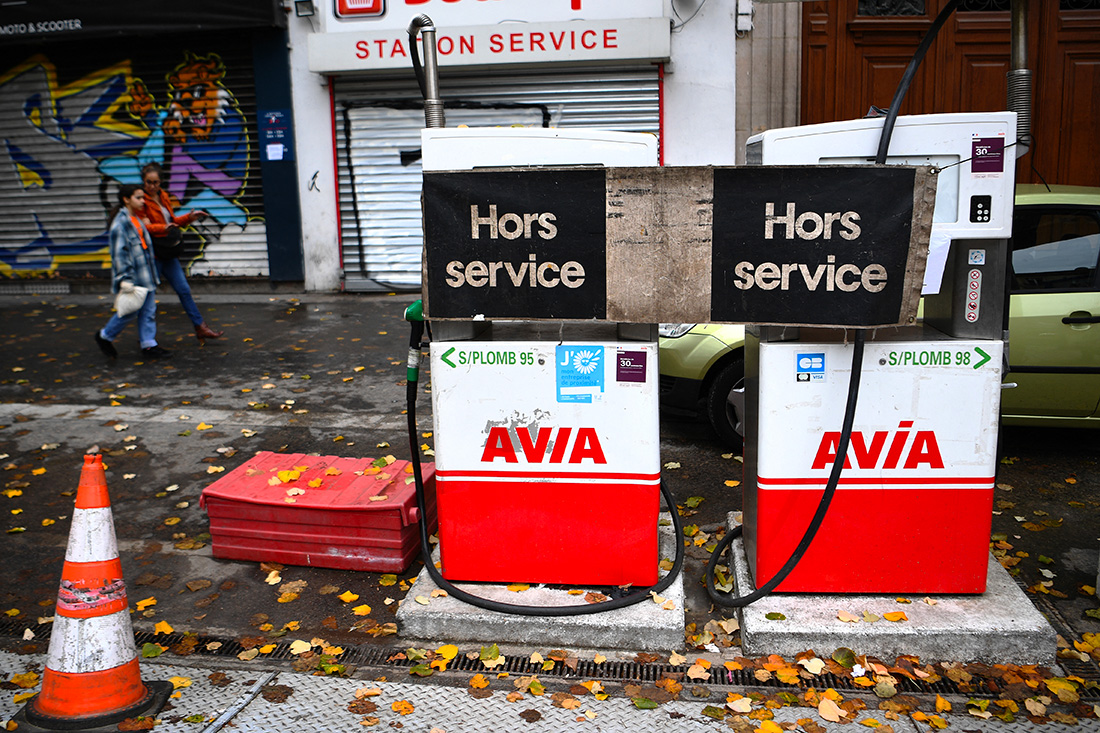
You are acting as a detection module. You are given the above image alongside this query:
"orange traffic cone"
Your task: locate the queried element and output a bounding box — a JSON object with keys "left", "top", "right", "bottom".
{"left": 13, "top": 455, "right": 172, "bottom": 732}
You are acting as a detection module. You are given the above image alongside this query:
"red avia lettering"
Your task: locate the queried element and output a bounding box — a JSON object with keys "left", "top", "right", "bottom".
{"left": 811, "top": 421, "right": 944, "bottom": 470}
{"left": 481, "top": 426, "right": 607, "bottom": 464}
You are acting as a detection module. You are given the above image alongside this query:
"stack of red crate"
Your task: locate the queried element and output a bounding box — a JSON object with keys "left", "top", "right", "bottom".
{"left": 201, "top": 451, "right": 436, "bottom": 573}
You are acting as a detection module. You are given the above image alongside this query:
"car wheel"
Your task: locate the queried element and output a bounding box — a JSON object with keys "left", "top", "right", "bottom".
{"left": 706, "top": 358, "right": 745, "bottom": 449}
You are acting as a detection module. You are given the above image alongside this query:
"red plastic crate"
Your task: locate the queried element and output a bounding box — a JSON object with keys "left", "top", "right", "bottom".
{"left": 200, "top": 452, "right": 436, "bottom": 573}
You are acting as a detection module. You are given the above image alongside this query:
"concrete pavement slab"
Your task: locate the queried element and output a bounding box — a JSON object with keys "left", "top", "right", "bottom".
{"left": 727, "top": 522, "right": 1058, "bottom": 665}
{"left": 397, "top": 515, "right": 684, "bottom": 652}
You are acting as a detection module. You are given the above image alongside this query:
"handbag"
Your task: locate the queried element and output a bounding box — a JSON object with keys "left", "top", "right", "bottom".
{"left": 152, "top": 226, "right": 183, "bottom": 261}
{"left": 114, "top": 280, "right": 150, "bottom": 317}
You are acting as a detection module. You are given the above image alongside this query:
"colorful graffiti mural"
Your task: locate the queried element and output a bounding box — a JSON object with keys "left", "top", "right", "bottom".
{"left": 0, "top": 51, "right": 265, "bottom": 277}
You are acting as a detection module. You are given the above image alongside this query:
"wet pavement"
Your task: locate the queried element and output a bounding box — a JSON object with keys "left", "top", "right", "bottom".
{"left": 0, "top": 289, "right": 1098, "bottom": 730}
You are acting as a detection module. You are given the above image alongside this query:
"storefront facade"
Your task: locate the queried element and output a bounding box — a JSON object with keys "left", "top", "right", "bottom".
{"left": 289, "top": 0, "right": 736, "bottom": 291}
{"left": 0, "top": 1, "right": 303, "bottom": 286}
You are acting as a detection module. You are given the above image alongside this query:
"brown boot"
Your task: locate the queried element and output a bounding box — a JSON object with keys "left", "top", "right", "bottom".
{"left": 195, "top": 322, "right": 224, "bottom": 345}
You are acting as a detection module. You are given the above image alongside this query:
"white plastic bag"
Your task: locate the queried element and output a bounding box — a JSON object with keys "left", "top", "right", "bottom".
{"left": 114, "top": 281, "right": 149, "bottom": 317}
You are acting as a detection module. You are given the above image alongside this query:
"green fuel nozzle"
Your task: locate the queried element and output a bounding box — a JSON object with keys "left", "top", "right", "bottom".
{"left": 404, "top": 299, "right": 424, "bottom": 323}
{"left": 405, "top": 300, "right": 425, "bottom": 383}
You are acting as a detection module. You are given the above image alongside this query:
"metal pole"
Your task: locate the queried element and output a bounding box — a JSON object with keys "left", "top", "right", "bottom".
{"left": 1007, "top": 0, "right": 1032, "bottom": 149}
{"left": 408, "top": 15, "right": 446, "bottom": 129}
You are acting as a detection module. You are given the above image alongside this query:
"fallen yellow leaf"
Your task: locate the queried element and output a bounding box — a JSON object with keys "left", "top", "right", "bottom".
{"left": 338, "top": 591, "right": 359, "bottom": 603}
{"left": 883, "top": 611, "right": 908, "bottom": 623}
{"left": 196, "top": 423, "right": 213, "bottom": 431}
{"left": 818, "top": 698, "right": 846, "bottom": 723}
{"left": 277, "top": 592, "right": 299, "bottom": 603}
{"left": 798, "top": 657, "right": 826, "bottom": 675}
{"left": 169, "top": 676, "right": 192, "bottom": 689}
{"left": 154, "top": 621, "right": 174, "bottom": 635}
{"left": 289, "top": 639, "right": 313, "bottom": 655}
{"left": 136, "top": 597, "right": 157, "bottom": 611}
{"left": 352, "top": 604, "right": 372, "bottom": 616}
{"left": 10, "top": 672, "right": 39, "bottom": 688}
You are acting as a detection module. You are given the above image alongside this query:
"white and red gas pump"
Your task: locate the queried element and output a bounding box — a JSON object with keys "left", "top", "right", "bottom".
{"left": 404, "top": 13, "right": 967, "bottom": 616}
{"left": 421, "top": 127, "right": 664, "bottom": 589}
{"left": 740, "top": 112, "right": 1018, "bottom": 594}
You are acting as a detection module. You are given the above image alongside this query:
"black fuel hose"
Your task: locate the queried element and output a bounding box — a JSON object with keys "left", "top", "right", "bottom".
{"left": 704, "top": 331, "right": 864, "bottom": 607}
{"left": 404, "top": 316, "right": 686, "bottom": 616}
{"left": 705, "top": 1, "right": 956, "bottom": 608}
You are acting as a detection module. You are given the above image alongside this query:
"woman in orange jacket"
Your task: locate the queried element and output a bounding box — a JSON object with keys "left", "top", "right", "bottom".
{"left": 140, "top": 162, "right": 224, "bottom": 345}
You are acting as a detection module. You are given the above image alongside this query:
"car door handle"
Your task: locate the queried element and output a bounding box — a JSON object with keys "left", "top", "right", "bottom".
{"left": 1062, "top": 314, "right": 1100, "bottom": 324}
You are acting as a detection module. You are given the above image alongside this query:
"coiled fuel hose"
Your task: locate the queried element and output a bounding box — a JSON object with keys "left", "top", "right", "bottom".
{"left": 704, "top": 332, "right": 864, "bottom": 607}
{"left": 404, "top": 302, "right": 685, "bottom": 616}
{"left": 704, "top": 0, "right": 957, "bottom": 607}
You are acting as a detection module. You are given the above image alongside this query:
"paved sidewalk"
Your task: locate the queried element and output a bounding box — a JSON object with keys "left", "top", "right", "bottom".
{"left": 3, "top": 649, "right": 1099, "bottom": 732}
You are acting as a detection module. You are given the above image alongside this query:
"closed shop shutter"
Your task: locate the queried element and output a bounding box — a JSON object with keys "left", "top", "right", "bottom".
{"left": 0, "top": 32, "right": 267, "bottom": 280}
{"left": 334, "top": 66, "right": 660, "bottom": 291}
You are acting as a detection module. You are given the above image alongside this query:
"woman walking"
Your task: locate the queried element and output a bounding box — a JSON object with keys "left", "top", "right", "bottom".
{"left": 140, "top": 162, "right": 224, "bottom": 345}
{"left": 94, "top": 184, "right": 170, "bottom": 359}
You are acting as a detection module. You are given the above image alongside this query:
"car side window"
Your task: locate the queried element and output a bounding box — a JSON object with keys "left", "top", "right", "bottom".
{"left": 1011, "top": 206, "right": 1100, "bottom": 292}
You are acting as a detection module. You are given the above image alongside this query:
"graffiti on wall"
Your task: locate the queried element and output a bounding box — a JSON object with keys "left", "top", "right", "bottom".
{"left": 0, "top": 52, "right": 266, "bottom": 277}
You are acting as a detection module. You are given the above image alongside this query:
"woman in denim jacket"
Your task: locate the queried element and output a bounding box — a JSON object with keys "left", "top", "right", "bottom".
{"left": 94, "top": 184, "right": 170, "bottom": 360}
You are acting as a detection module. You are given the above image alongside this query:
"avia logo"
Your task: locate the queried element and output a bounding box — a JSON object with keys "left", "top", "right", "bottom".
{"left": 811, "top": 421, "right": 944, "bottom": 470}
{"left": 481, "top": 426, "right": 607, "bottom": 464}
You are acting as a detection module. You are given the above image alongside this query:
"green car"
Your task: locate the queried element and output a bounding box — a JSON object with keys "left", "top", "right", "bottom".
{"left": 659, "top": 184, "right": 1100, "bottom": 446}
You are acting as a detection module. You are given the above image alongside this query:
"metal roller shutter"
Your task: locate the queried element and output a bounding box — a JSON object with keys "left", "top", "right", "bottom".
{"left": 0, "top": 33, "right": 267, "bottom": 280}
{"left": 334, "top": 66, "right": 660, "bottom": 291}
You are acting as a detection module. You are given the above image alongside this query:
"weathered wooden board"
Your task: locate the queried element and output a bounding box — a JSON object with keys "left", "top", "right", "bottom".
{"left": 421, "top": 165, "right": 936, "bottom": 328}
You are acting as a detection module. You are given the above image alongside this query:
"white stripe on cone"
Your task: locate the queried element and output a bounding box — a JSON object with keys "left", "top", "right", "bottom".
{"left": 64, "top": 507, "right": 120, "bottom": 563}
{"left": 44, "top": 611, "right": 137, "bottom": 674}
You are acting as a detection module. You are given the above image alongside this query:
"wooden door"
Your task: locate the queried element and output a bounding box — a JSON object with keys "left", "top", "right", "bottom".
{"left": 802, "top": 0, "right": 1100, "bottom": 186}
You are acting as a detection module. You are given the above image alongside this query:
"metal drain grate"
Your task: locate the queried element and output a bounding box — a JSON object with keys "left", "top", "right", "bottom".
{"left": 5, "top": 619, "right": 1097, "bottom": 701}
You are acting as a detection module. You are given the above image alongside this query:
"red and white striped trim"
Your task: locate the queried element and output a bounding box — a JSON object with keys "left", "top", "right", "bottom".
{"left": 436, "top": 469, "right": 662, "bottom": 485}
{"left": 757, "top": 475, "right": 995, "bottom": 490}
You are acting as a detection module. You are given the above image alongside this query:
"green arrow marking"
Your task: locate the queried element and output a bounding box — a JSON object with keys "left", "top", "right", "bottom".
{"left": 973, "top": 347, "right": 990, "bottom": 369}
{"left": 441, "top": 347, "right": 457, "bottom": 369}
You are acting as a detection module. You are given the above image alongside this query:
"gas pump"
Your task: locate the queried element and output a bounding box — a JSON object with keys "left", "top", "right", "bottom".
{"left": 404, "top": 10, "right": 976, "bottom": 616}
{"left": 422, "top": 127, "right": 665, "bottom": 590}
{"left": 740, "top": 113, "right": 1017, "bottom": 593}
{"left": 403, "top": 15, "right": 683, "bottom": 615}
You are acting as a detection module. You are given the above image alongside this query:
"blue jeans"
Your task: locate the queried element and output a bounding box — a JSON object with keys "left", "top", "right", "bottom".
{"left": 156, "top": 257, "right": 203, "bottom": 327}
{"left": 100, "top": 289, "right": 158, "bottom": 348}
